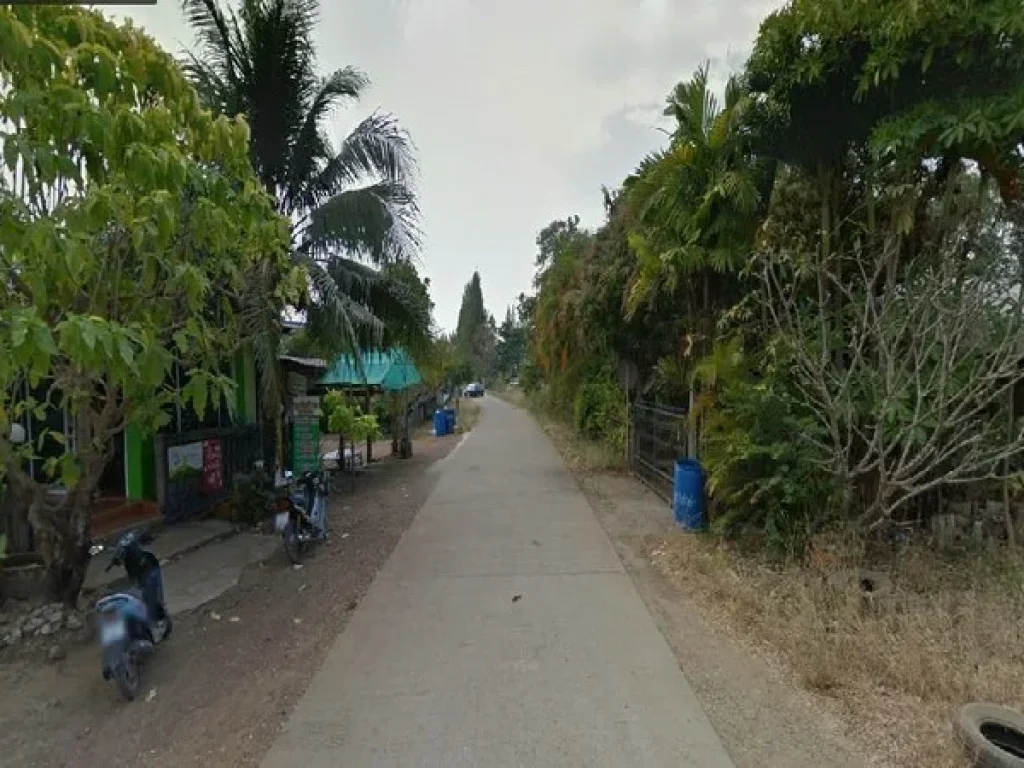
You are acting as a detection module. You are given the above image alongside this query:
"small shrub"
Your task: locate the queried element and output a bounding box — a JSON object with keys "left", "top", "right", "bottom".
{"left": 572, "top": 368, "right": 626, "bottom": 450}
{"left": 231, "top": 469, "right": 276, "bottom": 528}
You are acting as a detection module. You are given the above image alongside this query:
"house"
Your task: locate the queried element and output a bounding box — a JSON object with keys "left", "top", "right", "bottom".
{"left": 2, "top": 347, "right": 261, "bottom": 551}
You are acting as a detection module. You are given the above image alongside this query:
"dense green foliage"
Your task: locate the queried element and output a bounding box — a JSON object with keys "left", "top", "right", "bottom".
{"left": 494, "top": 301, "right": 528, "bottom": 381}
{"left": 0, "top": 5, "right": 292, "bottom": 600}
{"left": 525, "top": 0, "right": 1024, "bottom": 554}
{"left": 323, "top": 390, "right": 380, "bottom": 444}
{"left": 454, "top": 271, "right": 496, "bottom": 382}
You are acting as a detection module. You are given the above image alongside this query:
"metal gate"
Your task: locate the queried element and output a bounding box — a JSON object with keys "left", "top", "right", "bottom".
{"left": 628, "top": 401, "right": 690, "bottom": 502}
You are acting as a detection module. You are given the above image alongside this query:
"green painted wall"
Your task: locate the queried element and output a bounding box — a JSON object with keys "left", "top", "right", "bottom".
{"left": 124, "top": 424, "right": 155, "bottom": 501}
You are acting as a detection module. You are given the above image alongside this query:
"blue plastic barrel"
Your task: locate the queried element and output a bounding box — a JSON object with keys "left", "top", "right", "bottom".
{"left": 444, "top": 407, "right": 456, "bottom": 433}
{"left": 673, "top": 459, "right": 705, "bottom": 531}
{"left": 434, "top": 409, "right": 447, "bottom": 436}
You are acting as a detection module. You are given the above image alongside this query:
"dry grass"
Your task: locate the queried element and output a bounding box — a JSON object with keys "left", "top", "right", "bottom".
{"left": 537, "top": 417, "right": 625, "bottom": 473}
{"left": 493, "top": 386, "right": 527, "bottom": 408}
{"left": 455, "top": 397, "right": 482, "bottom": 433}
{"left": 493, "top": 388, "right": 625, "bottom": 472}
{"left": 646, "top": 532, "right": 1024, "bottom": 767}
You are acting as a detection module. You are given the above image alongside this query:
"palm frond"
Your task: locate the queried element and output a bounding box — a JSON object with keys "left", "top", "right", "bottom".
{"left": 301, "top": 181, "right": 421, "bottom": 264}
{"left": 181, "top": 0, "right": 238, "bottom": 82}
{"left": 285, "top": 66, "right": 371, "bottom": 211}
{"left": 313, "top": 113, "right": 417, "bottom": 194}
{"left": 303, "top": 258, "right": 379, "bottom": 357}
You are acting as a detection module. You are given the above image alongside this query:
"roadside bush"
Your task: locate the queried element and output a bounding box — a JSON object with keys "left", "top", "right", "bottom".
{"left": 699, "top": 353, "right": 836, "bottom": 557}
{"left": 572, "top": 368, "right": 626, "bottom": 451}
{"left": 519, "top": 362, "right": 541, "bottom": 394}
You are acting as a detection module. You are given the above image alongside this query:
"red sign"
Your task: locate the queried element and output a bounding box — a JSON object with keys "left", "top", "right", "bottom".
{"left": 201, "top": 438, "right": 224, "bottom": 494}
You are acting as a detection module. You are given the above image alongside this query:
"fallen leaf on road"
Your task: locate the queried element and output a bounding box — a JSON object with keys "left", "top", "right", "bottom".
{"left": 145, "top": 688, "right": 157, "bottom": 703}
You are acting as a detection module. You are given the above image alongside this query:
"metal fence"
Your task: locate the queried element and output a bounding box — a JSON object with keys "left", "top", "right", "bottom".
{"left": 628, "top": 401, "right": 690, "bottom": 502}
{"left": 155, "top": 424, "right": 262, "bottom": 523}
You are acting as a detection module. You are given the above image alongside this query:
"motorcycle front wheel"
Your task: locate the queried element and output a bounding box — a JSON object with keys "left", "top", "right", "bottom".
{"left": 283, "top": 521, "right": 303, "bottom": 564}
{"left": 114, "top": 651, "right": 141, "bottom": 701}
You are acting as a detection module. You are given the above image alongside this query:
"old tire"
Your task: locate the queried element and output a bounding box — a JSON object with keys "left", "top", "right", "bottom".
{"left": 957, "top": 703, "right": 1024, "bottom": 767}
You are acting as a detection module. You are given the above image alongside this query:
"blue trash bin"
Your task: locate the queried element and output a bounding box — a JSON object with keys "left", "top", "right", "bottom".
{"left": 434, "top": 409, "right": 447, "bottom": 436}
{"left": 673, "top": 459, "right": 705, "bottom": 531}
{"left": 444, "top": 407, "right": 456, "bottom": 434}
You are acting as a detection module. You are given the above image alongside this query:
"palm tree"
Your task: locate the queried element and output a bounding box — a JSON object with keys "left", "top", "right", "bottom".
{"left": 181, "top": 0, "right": 428, "bottom": 469}
{"left": 625, "top": 62, "right": 772, "bottom": 350}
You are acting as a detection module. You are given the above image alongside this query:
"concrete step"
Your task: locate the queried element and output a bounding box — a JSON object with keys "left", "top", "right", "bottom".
{"left": 81, "top": 519, "right": 240, "bottom": 601}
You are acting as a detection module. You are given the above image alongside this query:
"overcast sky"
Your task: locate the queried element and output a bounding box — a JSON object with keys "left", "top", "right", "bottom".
{"left": 114, "top": 0, "right": 781, "bottom": 331}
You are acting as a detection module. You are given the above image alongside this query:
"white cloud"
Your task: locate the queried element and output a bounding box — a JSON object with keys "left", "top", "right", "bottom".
{"left": 114, "top": 0, "right": 781, "bottom": 329}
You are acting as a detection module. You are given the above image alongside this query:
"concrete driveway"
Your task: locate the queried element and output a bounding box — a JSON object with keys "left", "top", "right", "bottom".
{"left": 262, "top": 396, "right": 732, "bottom": 767}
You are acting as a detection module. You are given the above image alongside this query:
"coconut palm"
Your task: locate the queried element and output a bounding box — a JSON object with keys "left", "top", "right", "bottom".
{"left": 181, "top": 0, "right": 428, "bottom": 467}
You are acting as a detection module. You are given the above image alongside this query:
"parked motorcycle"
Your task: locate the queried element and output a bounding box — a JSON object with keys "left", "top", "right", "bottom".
{"left": 90, "top": 529, "right": 172, "bottom": 701}
{"left": 275, "top": 470, "right": 328, "bottom": 564}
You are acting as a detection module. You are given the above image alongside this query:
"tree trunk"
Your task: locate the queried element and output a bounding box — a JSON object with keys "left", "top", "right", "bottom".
{"left": 46, "top": 530, "right": 90, "bottom": 606}
{"left": 260, "top": 403, "right": 279, "bottom": 480}
{"left": 34, "top": 491, "right": 92, "bottom": 606}
{"left": 1005, "top": 387, "right": 1017, "bottom": 548}
{"left": 364, "top": 390, "right": 373, "bottom": 463}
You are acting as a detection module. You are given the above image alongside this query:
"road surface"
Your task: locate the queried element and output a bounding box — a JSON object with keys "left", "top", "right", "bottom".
{"left": 262, "top": 396, "right": 732, "bottom": 767}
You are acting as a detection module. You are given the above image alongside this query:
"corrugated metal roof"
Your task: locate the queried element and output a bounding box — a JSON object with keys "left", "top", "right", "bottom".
{"left": 279, "top": 354, "right": 328, "bottom": 370}
{"left": 320, "top": 348, "right": 422, "bottom": 391}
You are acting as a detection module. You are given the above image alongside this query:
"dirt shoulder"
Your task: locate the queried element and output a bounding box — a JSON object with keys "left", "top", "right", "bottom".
{"left": 578, "top": 471, "right": 879, "bottom": 768}
{"left": 0, "top": 434, "right": 459, "bottom": 768}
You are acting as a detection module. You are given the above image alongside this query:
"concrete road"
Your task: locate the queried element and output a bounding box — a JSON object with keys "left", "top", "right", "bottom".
{"left": 262, "top": 396, "right": 733, "bottom": 767}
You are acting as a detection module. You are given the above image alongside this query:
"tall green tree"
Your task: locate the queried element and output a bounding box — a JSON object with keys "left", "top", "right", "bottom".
{"left": 495, "top": 305, "right": 527, "bottom": 380}
{"left": 626, "top": 63, "right": 772, "bottom": 363}
{"left": 455, "top": 271, "right": 496, "bottom": 380}
{"left": 0, "top": 5, "right": 292, "bottom": 602}
{"left": 181, "top": 0, "right": 429, "bottom": 466}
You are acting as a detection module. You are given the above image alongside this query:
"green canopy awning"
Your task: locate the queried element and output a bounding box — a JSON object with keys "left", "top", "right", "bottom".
{"left": 319, "top": 348, "right": 422, "bottom": 391}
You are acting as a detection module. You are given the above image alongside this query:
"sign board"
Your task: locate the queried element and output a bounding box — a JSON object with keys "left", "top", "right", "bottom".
{"left": 167, "top": 441, "right": 203, "bottom": 480}
{"left": 292, "top": 395, "right": 321, "bottom": 474}
{"left": 201, "top": 438, "right": 224, "bottom": 494}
